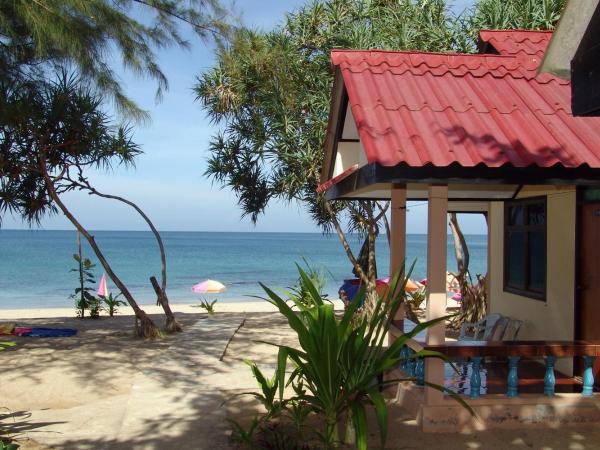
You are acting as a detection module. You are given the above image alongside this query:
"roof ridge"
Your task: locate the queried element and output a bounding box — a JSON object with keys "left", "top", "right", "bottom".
{"left": 331, "top": 48, "right": 521, "bottom": 59}
{"left": 480, "top": 29, "right": 554, "bottom": 34}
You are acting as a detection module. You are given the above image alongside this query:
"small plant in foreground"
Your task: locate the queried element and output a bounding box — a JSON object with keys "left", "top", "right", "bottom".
{"left": 1, "top": 407, "right": 20, "bottom": 450}
{"left": 197, "top": 299, "right": 217, "bottom": 314}
{"left": 101, "top": 293, "right": 127, "bottom": 317}
{"left": 70, "top": 254, "right": 97, "bottom": 318}
{"left": 0, "top": 342, "right": 15, "bottom": 352}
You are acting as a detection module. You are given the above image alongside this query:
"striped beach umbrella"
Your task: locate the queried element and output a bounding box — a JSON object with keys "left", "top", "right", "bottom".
{"left": 192, "top": 279, "right": 226, "bottom": 294}
{"left": 97, "top": 273, "right": 109, "bottom": 297}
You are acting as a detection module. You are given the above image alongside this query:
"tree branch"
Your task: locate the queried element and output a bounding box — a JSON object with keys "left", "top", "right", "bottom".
{"left": 324, "top": 200, "right": 368, "bottom": 284}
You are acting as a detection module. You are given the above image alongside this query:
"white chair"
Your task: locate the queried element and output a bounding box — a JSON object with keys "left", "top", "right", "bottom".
{"left": 502, "top": 319, "right": 523, "bottom": 341}
{"left": 459, "top": 313, "right": 506, "bottom": 341}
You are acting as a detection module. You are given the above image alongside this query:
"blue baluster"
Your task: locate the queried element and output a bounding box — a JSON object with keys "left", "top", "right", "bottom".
{"left": 407, "top": 349, "right": 417, "bottom": 377}
{"left": 544, "top": 356, "right": 556, "bottom": 397}
{"left": 399, "top": 346, "right": 410, "bottom": 372}
{"left": 470, "top": 357, "right": 483, "bottom": 399}
{"left": 507, "top": 356, "right": 520, "bottom": 398}
{"left": 582, "top": 356, "right": 596, "bottom": 397}
{"left": 415, "top": 357, "right": 425, "bottom": 386}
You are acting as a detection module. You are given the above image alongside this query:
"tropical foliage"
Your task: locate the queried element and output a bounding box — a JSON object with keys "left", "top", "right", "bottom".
{"left": 70, "top": 254, "right": 98, "bottom": 318}
{"left": 287, "top": 261, "right": 329, "bottom": 310}
{"left": 101, "top": 293, "right": 127, "bottom": 317}
{"left": 0, "top": 72, "right": 163, "bottom": 336}
{"left": 0, "top": 0, "right": 229, "bottom": 120}
{"left": 197, "top": 299, "right": 218, "bottom": 314}
{"left": 231, "top": 266, "right": 454, "bottom": 450}
{"left": 196, "top": 0, "right": 458, "bottom": 226}
{"left": 196, "top": 0, "right": 566, "bottom": 317}
{"left": 466, "top": 0, "right": 565, "bottom": 36}
{"left": 0, "top": 342, "right": 15, "bottom": 352}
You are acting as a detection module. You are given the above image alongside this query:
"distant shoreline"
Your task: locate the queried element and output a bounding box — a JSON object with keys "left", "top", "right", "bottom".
{"left": 0, "top": 300, "right": 345, "bottom": 320}
{"left": 0, "top": 229, "right": 488, "bottom": 235}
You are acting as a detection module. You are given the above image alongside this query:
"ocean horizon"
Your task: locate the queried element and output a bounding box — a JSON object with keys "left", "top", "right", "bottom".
{"left": 0, "top": 230, "right": 488, "bottom": 309}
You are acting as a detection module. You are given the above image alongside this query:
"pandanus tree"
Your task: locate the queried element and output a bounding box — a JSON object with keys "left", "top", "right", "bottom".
{"left": 0, "top": 0, "right": 231, "bottom": 333}
{"left": 195, "top": 0, "right": 459, "bottom": 318}
{"left": 0, "top": 73, "right": 165, "bottom": 337}
{"left": 196, "top": 0, "right": 567, "bottom": 319}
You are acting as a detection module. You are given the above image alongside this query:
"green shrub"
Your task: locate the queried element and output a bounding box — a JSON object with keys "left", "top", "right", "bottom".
{"left": 197, "top": 299, "right": 217, "bottom": 314}
{"left": 101, "top": 293, "right": 126, "bottom": 317}
{"left": 231, "top": 264, "right": 462, "bottom": 450}
{"left": 287, "top": 260, "right": 328, "bottom": 310}
{"left": 69, "top": 255, "right": 97, "bottom": 318}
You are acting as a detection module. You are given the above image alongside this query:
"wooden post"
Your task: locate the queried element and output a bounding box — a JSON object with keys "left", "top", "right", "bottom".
{"left": 390, "top": 184, "right": 407, "bottom": 331}
{"left": 425, "top": 185, "right": 448, "bottom": 405}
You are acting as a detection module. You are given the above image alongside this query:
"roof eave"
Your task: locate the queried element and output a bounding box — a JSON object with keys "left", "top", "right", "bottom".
{"left": 323, "top": 163, "right": 600, "bottom": 201}
{"left": 540, "top": 0, "right": 600, "bottom": 79}
{"left": 319, "top": 67, "right": 347, "bottom": 184}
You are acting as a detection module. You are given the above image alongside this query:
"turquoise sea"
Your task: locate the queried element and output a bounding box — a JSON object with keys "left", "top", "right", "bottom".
{"left": 0, "top": 230, "right": 487, "bottom": 309}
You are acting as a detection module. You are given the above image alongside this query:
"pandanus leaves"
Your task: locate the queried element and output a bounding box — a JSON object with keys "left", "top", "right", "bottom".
{"left": 257, "top": 263, "right": 451, "bottom": 450}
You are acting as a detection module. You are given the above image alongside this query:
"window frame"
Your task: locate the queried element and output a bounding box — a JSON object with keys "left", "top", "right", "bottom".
{"left": 503, "top": 196, "right": 547, "bottom": 301}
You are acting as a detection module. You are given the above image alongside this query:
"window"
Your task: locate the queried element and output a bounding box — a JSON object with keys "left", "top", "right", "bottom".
{"left": 504, "top": 197, "right": 547, "bottom": 300}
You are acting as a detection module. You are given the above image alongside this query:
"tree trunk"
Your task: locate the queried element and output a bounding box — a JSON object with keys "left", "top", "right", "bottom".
{"left": 449, "top": 213, "right": 487, "bottom": 327}
{"left": 364, "top": 202, "right": 379, "bottom": 317}
{"left": 324, "top": 200, "right": 380, "bottom": 319}
{"left": 40, "top": 159, "right": 160, "bottom": 338}
{"left": 150, "top": 276, "right": 182, "bottom": 332}
{"left": 74, "top": 177, "right": 181, "bottom": 332}
{"left": 76, "top": 230, "right": 85, "bottom": 317}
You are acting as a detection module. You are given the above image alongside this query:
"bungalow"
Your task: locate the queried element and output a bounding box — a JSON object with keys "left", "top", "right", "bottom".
{"left": 541, "top": 0, "right": 600, "bottom": 115}
{"left": 318, "top": 30, "right": 600, "bottom": 432}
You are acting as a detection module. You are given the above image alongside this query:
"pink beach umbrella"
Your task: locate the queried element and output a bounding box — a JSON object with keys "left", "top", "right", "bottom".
{"left": 97, "top": 273, "right": 109, "bottom": 297}
{"left": 192, "top": 279, "right": 226, "bottom": 294}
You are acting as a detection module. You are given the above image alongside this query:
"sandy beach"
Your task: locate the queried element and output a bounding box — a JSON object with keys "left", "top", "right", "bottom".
{"left": 1, "top": 304, "right": 600, "bottom": 449}
{"left": 0, "top": 300, "right": 301, "bottom": 320}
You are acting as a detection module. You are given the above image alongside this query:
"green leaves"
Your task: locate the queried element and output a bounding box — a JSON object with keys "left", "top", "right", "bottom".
{"left": 0, "top": 341, "right": 16, "bottom": 351}
{"left": 197, "top": 0, "right": 566, "bottom": 231}
{"left": 238, "top": 263, "right": 456, "bottom": 449}
{"left": 468, "top": 0, "right": 565, "bottom": 33}
{"left": 1, "top": 72, "right": 141, "bottom": 226}
{"left": 1, "top": 0, "right": 230, "bottom": 120}
{"left": 197, "top": 299, "right": 217, "bottom": 314}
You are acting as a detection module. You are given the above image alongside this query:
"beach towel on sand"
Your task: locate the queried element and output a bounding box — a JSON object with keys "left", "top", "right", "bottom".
{"left": 14, "top": 327, "right": 32, "bottom": 337}
{"left": 17, "top": 328, "right": 77, "bottom": 337}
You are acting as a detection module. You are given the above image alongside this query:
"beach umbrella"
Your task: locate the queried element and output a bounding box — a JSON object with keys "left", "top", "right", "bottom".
{"left": 192, "top": 279, "right": 226, "bottom": 294}
{"left": 97, "top": 273, "right": 109, "bottom": 297}
{"left": 405, "top": 278, "right": 422, "bottom": 293}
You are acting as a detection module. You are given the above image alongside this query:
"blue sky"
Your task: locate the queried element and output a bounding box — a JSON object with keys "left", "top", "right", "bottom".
{"left": 4, "top": 0, "right": 484, "bottom": 233}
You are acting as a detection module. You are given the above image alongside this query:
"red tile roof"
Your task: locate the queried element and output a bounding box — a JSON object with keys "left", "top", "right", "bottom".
{"left": 479, "top": 30, "right": 552, "bottom": 58}
{"left": 329, "top": 30, "right": 600, "bottom": 172}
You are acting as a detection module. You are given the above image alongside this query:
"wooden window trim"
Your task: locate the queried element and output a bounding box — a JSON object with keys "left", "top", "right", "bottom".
{"left": 503, "top": 196, "right": 547, "bottom": 301}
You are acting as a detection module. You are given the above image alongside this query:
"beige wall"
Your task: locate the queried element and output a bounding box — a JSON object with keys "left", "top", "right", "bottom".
{"left": 488, "top": 187, "right": 577, "bottom": 372}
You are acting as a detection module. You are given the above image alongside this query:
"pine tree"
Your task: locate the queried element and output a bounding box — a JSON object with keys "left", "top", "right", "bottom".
{"left": 0, "top": 0, "right": 229, "bottom": 120}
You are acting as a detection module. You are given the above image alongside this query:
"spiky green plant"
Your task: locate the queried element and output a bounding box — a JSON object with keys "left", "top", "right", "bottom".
{"left": 197, "top": 299, "right": 217, "bottom": 314}
{"left": 101, "top": 293, "right": 127, "bottom": 317}
{"left": 0, "top": 342, "right": 15, "bottom": 352}
{"left": 70, "top": 255, "right": 97, "bottom": 318}
{"left": 237, "top": 264, "right": 466, "bottom": 450}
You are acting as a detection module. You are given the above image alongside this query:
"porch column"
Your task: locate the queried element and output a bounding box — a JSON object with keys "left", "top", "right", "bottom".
{"left": 425, "top": 185, "right": 448, "bottom": 405}
{"left": 390, "top": 184, "right": 407, "bottom": 328}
